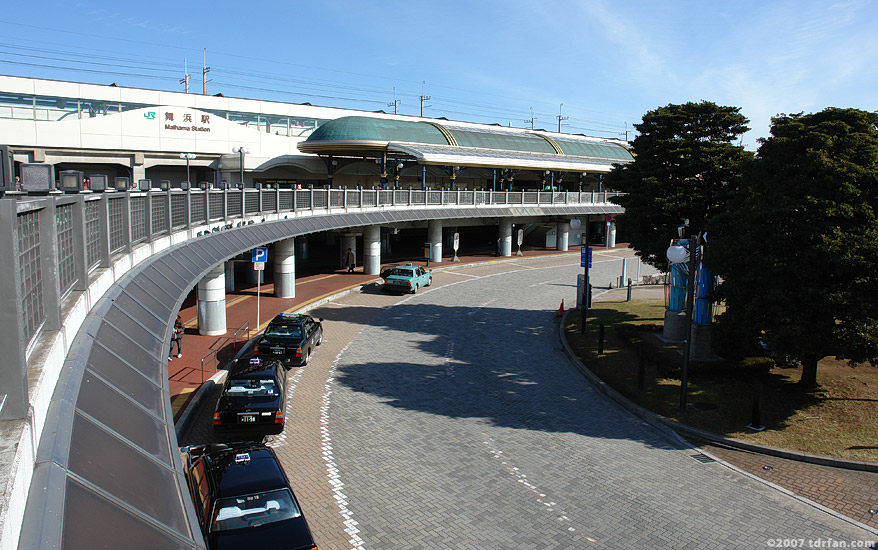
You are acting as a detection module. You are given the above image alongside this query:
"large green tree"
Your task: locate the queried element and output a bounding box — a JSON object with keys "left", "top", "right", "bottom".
{"left": 707, "top": 108, "right": 878, "bottom": 387}
{"left": 606, "top": 101, "right": 752, "bottom": 269}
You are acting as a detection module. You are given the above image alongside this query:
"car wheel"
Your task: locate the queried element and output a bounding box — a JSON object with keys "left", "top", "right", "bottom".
{"left": 316, "top": 330, "right": 324, "bottom": 346}
{"left": 412, "top": 284, "right": 418, "bottom": 294}
{"left": 302, "top": 348, "right": 311, "bottom": 366}
{"left": 426, "top": 276, "right": 432, "bottom": 287}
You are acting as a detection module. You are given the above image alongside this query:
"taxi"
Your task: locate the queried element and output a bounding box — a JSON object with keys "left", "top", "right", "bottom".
{"left": 213, "top": 358, "right": 286, "bottom": 439}
{"left": 381, "top": 263, "right": 432, "bottom": 294}
{"left": 254, "top": 312, "right": 324, "bottom": 367}
{"left": 181, "top": 442, "right": 318, "bottom": 550}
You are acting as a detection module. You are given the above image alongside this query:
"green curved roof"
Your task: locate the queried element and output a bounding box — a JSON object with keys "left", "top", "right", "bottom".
{"left": 445, "top": 126, "right": 557, "bottom": 154}
{"left": 307, "top": 116, "right": 450, "bottom": 145}
{"left": 554, "top": 137, "right": 633, "bottom": 161}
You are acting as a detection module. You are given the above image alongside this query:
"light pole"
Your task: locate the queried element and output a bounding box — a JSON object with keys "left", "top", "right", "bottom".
{"left": 179, "top": 153, "right": 196, "bottom": 187}
{"left": 667, "top": 228, "right": 703, "bottom": 411}
{"left": 232, "top": 147, "right": 250, "bottom": 187}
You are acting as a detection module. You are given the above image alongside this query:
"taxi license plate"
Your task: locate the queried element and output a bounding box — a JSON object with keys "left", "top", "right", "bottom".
{"left": 271, "top": 347, "right": 285, "bottom": 354}
{"left": 239, "top": 414, "right": 257, "bottom": 423}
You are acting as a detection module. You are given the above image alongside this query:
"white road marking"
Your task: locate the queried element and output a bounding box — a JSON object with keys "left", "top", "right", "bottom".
{"left": 481, "top": 433, "right": 598, "bottom": 543}
{"left": 265, "top": 367, "right": 305, "bottom": 449}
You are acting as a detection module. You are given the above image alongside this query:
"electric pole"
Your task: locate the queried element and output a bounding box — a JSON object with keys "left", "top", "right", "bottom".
{"left": 524, "top": 107, "right": 537, "bottom": 130}
{"left": 388, "top": 87, "right": 400, "bottom": 115}
{"left": 419, "top": 81, "right": 431, "bottom": 117}
{"left": 202, "top": 48, "right": 211, "bottom": 95}
{"left": 557, "top": 102, "right": 569, "bottom": 133}
{"left": 180, "top": 58, "right": 190, "bottom": 93}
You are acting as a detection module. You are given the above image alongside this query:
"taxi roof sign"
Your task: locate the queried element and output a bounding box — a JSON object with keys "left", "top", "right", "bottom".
{"left": 249, "top": 358, "right": 262, "bottom": 365}
{"left": 234, "top": 453, "right": 251, "bottom": 464}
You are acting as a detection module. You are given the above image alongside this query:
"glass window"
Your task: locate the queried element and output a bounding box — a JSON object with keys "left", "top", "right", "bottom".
{"left": 265, "top": 323, "right": 303, "bottom": 338}
{"left": 211, "top": 489, "right": 301, "bottom": 532}
{"left": 223, "top": 378, "right": 278, "bottom": 397}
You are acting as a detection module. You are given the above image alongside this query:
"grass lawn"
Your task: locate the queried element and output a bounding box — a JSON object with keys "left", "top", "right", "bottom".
{"left": 564, "top": 298, "right": 878, "bottom": 462}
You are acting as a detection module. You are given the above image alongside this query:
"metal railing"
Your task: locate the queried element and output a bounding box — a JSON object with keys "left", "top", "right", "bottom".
{"left": 0, "top": 187, "right": 621, "bottom": 420}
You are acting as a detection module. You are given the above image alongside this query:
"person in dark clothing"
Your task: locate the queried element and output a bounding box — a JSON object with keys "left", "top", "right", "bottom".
{"left": 344, "top": 247, "right": 356, "bottom": 273}
{"left": 169, "top": 314, "right": 183, "bottom": 360}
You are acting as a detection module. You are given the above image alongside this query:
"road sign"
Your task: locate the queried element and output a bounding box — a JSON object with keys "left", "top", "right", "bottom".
{"left": 580, "top": 246, "right": 592, "bottom": 268}
{"left": 252, "top": 247, "right": 268, "bottom": 263}
{"left": 453, "top": 232, "right": 460, "bottom": 252}
{"left": 606, "top": 215, "right": 613, "bottom": 222}
{"left": 517, "top": 228, "right": 524, "bottom": 246}
{"left": 254, "top": 262, "right": 265, "bottom": 271}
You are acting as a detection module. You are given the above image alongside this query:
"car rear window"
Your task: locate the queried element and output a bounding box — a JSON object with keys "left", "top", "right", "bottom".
{"left": 391, "top": 269, "right": 413, "bottom": 277}
{"left": 211, "top": 488, "right": 301, "bottom": 532}
{"left": 265, "top": 324, "right": 303, "bottom": 338}
{"left": 224, "top": 379, "right": 278, "bottom": 397}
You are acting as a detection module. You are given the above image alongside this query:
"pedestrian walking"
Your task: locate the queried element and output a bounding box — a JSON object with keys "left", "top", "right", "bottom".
{"left": 344, "top": 247, "right": 356, "bottom": 273}
{"left": 169, "top": 314, "right": 183, "bottom": 360}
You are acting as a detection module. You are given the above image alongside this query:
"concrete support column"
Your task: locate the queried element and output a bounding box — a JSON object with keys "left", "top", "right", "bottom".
{"left": 428, "top": 219, "right": 443, "bottom": 263}
{"left": 341, "top": 234, "right": 356, "bottom": 269}
{"left": 197, "top": 264, "right": 227, "bottom": 336}
{"left": 224, "top": 261, "right": 236, "bottom": 293}
{"left": 499, "top": 218, "right": 513, "bottom": 257}
{"left": 274, "top": 237, "right": 296, "bottom": 298}
{"left": 607, "top": 221, "right": 617, "bottom": 248}
{"left": 556, "top": 221, "right": 570, "bottom": 251}
{"left": 364, "top": 225, "right": 381, "bottom": 275}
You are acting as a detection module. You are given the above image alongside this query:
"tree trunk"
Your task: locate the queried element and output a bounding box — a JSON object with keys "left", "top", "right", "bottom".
{"left": 798, "top": 356, "right": 819, "bottom": 389}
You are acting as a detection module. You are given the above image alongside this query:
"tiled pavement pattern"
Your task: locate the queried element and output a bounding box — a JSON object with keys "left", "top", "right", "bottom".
{"left": 700, "top": 442, "right": 878, "bottom": 530}
{"left": 178, "top": 252, "right": 877, "bottom": 549}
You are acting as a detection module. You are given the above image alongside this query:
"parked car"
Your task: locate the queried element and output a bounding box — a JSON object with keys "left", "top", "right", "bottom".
{"left": 180, "top": 442, "right": 318, "bottom": 550}
{"left": 254, "top": 312, "right": 323, "bottom": 367}
{"left": 382, "top": 263, "right": 432, "bottom": 294}
{"left": 214, "top": 357, "right": 286, "bottom": 439}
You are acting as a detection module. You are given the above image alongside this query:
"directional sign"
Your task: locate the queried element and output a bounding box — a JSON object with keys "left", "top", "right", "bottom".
{"left": 254, "top": 262, "right": 265, "bottom": 271}
{"left": 517, "top": 228, "right": 524, "bottom": 247}
{"left": 453, "top": 232, "right": 460, "bottom": 252}
{"left": 252, "top": 247, "right": 268, "bottom": 263}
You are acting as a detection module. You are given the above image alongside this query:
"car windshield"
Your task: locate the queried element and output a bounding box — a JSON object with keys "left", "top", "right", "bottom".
{"left": 223, "top": 379, "right": 278, "bottom": 398}
{"left": 264, "top": 324, "right": 303, "bottom": 338}
{"left": 390, "top": 268, "right": 413, "bottom": 277}
{"left": 211, "top": 488, "right": 300, "bottom": 532}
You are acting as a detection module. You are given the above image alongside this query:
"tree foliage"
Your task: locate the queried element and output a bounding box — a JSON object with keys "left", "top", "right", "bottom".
{"left": 606, "top": 101, "right": 752, "bottom": 269}
{"left": 707, "top": 108, "right": 878, "bottom": 387}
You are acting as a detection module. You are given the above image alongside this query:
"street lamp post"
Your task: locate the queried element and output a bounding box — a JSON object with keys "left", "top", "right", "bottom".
{"left": 179, "top": 153, "right": 196, "bottom": 187}
{"left": 667, "top": 229, "right": 704, "bottom": 412}
{"left": 232, "top": 147, "right": 250, "bottom": 187}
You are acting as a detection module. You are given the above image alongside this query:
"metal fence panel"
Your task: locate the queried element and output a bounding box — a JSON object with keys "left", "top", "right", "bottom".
{"left": 345, "top": 191, "right": 360, "bottom": 207}
{"left": 108, "top": 196, "right": 126, "bottom": 254}
{"left": 329, "top": 190, "right": 344, "bottom": 208}
{"left": 191, "top": 193, "right": 205, "bottom": 224}
{"left": 227, "top": 191, "right": 243, "bottom": 218}
{"left": 56, "top": 203, "right": 76, "bottom": 297}
{"left": 295, "top": 190, "right": 311, "bottom": 210}
{"left": 441, "top": 191, "right": 456, "bottom": 205}
{"left": 261, "top": 190, "right": 277, "bottom": 212}
{"left": 17, "top": 209, "right": 44, "bottom": 345}
{"left": 130, "top": 196, "right": 147, "bottom": 244}
{"left": 312, "top": 190, "right": 327, "bottom": 209}
{"left": 410, "top": 190, "right": 425, "bottom": 205}
{"left": 85, "top": 199, "right": 102, "bottom": 271}
{"left": 361, "top": 190, "right": 377, "bottom": 207}
{"left": 170, "top": 194, "right": 186, "bottom": 229}
{"left": 378, "top": 190, "right": 392, "bottom": 206}
{"left": 394, "top": 190, "right": 409, "bottom": 205}
{"left": 150, "top": 195, "right": 168, "bottom": 236}
{"left": 427, "top": 191, "right": 442, "bottom": 205}
{"left": 523, "top": 192, "right": 538, "bottom": 205}
{"left": 208, "top": 193, "right": 224, "bottom": 220}
{"left": 507, "top": 192, "right": 523, "bottom": 204}
{"left": 279, "top": 190, "right": 293, "bottom": 211}
{"left": 244, "top": 191, "right": 259, "bottom": 215}
{"left": 459, "top": 191, "right": 474, "bottom": 205}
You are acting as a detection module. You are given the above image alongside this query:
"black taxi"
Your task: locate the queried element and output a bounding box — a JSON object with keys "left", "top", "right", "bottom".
{"left": 254, "top": 312, "right": 324, "bottom": 367}
{"left": 213, "top": 357, "right": 286, "bottom": 439}
{"left": 180, "top": 442, "right": 318, "bottom": 550}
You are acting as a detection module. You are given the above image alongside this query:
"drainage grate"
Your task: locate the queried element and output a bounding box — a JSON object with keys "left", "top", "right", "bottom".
{"left": 690, "top": 453, "right": 717, "bottom": 464}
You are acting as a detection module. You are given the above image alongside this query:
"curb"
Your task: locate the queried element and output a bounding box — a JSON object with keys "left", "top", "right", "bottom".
{"left": 557, "top": 309, "right": 878, "bottom": 473}
{"left": 557, "top": 310, "right": 878, "bottom": 537}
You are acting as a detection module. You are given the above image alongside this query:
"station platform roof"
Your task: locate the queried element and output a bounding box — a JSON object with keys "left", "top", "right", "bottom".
{"left": 298, "top": 116, "right": 633, "bottom": 173}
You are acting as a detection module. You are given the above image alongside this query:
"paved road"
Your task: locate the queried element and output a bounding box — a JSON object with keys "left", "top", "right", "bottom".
{"left": 181, "top": 254, "right": 875, "bottom": 549}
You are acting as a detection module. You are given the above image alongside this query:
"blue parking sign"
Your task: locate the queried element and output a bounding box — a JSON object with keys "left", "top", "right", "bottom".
{"left": 580, "top": 246, "right": 592, "bottom": 268}
{"left": 252, "top": 247, "right": 268, "bottom": 263}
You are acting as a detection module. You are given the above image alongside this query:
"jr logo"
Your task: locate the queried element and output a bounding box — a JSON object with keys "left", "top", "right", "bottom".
{"left": 144, "top": 111, "right": 156, "bottom": 120}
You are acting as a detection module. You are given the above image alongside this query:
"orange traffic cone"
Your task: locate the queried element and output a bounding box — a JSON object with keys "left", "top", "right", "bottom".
{"left": 556, "top": 299, "right": 565, "bottom": 317}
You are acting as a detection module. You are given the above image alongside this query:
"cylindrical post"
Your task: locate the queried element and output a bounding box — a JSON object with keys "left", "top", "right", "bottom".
{"left": 748, "top": 380, "right": 765, "bottom": 430}
{"left": 680, "top": 233, "right": 699, "bottom": 412}
{"left": 627, "top": 278, "right": 633, "bottom": 302}
{"left": 598, "top": 323, "right": 605, "bottom": 355}
{"left": 197, "top": 264, "right": 227, "bottom": 336}
{"left": 364, "top": 225, "right": 381, "bottom": 275}
{"left": 273, "top": 238, "right": 296, "bottom": 298}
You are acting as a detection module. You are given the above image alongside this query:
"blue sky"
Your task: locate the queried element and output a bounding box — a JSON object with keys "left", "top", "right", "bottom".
{"left": 2, "top": 0, "right": 876, "bottom": 149}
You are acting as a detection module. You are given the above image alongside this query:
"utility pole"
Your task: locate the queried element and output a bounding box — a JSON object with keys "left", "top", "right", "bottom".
{"left": 202, "top": 48, "right": 211, "bottom": 95}
{"left": 557, "top": 102, "right": 569, "bottom": 133}
{"left": 180, "top": 58, "right": 190, "bottom": 93}
{"left": 419, "top": 81, "right": 431, "bottom": 117}
{"left": 524, "top": 107, "right": 537, "bottom": 130}
{"left": 619, "top": 122, "right": 630, "bottom": 142}
{"left": 388, "top": 87, "right": 400, "bottom": 115}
